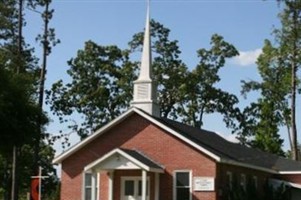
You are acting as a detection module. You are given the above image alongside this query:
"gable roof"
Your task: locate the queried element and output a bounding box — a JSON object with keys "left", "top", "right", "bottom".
{"left": 157, "top": 117, "right": 301, "bottom": 173}
{"left": 121, "top": 148, "right": 164, "bottom": 171}
{"left": 53, "top": 108, "right": 301, "bottom": 174}
{"left": 53, "top": 107, "right": 221, "bottom": 164}
{"left": 84, "top": 148, "right": 164, "bottom": 173}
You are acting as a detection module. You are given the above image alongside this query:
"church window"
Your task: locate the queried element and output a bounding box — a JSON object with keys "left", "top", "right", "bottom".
{"left": 174, "top": 171, "right": 191, "bottom": 200}
{"left": 83, "top": 172, "right": 98, "bottom": 200}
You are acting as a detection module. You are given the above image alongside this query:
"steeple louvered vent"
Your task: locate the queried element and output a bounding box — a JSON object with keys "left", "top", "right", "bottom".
{"left": 137, "top": 84, "right": 149, "bottom": 99}
{"left": 130, "top": 2, "right": 160, "bottom": 117}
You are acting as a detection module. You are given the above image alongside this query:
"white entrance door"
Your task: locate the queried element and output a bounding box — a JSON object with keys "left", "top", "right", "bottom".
{"left": 121, "top": 177, "right": 149, "bottom": 200}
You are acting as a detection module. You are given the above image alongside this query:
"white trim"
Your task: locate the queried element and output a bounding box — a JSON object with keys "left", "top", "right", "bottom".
{"left": 142, "top": 170, "right": 147, "bottom": 200}
{"left": 84, "top": 148, "right": 164, "bottom": 173}
{"left": 278, "top": 171, "right": 301, "bottom": 174}
{"left": 91, "top": 172, "right": 96, "bottom": 200}
{"left": 120, "top": 176, "right": 150, "bottom": 200}
{"left": 82, "top": 172, "right": 98, "bottom": 200}
{"left": 108, "top": 171, "right": 114, "bottom": 200}
{"left": 82, "top": 172, "right": 91, "bottom": 200}
{"left": 96, "top": 173, "right": 100, "bottom": 200}
{"left": 173, "top": 170, "right": 192, "bottom": 200}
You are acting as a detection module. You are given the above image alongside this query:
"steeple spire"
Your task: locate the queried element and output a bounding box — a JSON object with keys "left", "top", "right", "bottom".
{"left": 131, "top": 0, "right": 160, "bottom": 117}
{"left": 138, "top": 0, "right": 151, "bottom": 81}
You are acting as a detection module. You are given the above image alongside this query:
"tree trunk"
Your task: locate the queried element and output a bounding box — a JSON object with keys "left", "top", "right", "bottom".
{"left": 34, "top": 1, "right": 50, "bottom": 175}
{"left": 10, "top": 146, "right": 17, "bottom": 200}
{"left": 291, "top": 59, "right": 298, "bottom": 160}
{"left": 290, "top": 4, "right": 299, "bottom": 161}
{"left": 286, "top": 123, "right": 293, "bottom": 152}
{"left": 16, "top": 0, "right": 22, "bottom": 74}
{"left": 11, "top": 1, "right": 23, "bottom": 199}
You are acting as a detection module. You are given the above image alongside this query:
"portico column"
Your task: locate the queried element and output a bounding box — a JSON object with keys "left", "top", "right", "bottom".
{"left": 91, "top": 171, "right": 97, "bottom": 200}
{"left": 142, "top": 170, "right": 147, "bottom": 200}
{"left": 108, "top": 171, "right": 114, "bottom": 200}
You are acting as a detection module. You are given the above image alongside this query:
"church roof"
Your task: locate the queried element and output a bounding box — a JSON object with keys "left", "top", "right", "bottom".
{"left": 120, "top": 148, "right": 164, "bottom": 170}
{"left": 53, "top": 108, "right": 301, "bottom": 174}
{"left": 157, "top": 117, "right": 301, "bottom": 173}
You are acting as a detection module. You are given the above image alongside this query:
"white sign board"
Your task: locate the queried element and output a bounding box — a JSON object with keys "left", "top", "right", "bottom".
{"left": 194, "top": 177, "right": 215, "bottom": 191}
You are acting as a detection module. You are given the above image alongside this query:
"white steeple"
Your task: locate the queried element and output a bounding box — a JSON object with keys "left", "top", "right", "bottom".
{"left": 138, "top": 1, "right": 151, "bottom": 82}
{"left": 131, "top": 1, "right": 160, "bottom": 117}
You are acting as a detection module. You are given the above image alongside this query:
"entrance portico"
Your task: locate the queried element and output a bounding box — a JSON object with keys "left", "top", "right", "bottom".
{"left": 84, "top": 148, "right": 164, "bottom": 200}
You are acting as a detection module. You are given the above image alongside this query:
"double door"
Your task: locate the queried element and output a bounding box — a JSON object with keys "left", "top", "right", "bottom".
{"left": 121, "top": 177, "right": 149, "bottom": 200}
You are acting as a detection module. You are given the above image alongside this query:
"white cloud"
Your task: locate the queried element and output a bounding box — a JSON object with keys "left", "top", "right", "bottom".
{"left": 232, "top": 48, "right": 262, "bottom": 66}
{"left": 216, "top": 131, "right": 239, "bottom": 143}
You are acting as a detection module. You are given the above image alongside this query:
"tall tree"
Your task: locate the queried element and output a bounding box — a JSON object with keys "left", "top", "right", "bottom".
{"left": 279, "top": 0, "right": 301, "bottom": 160}
{"left": 239, "top": 1, "right": 301, "bottom": 158}
{"left": 239, "top": 40, "right": 289, "bottom": 155}
{"left": 0, "top": 0, "right": 59, "bottom": 198}
{"left": 47, "top": 20, "right": 240, "bottom": 140}
{"left": 47, "top": 42, "right": 137, "bottom": 139}
{"left": 0, "top": 2, "right": 19, "bottom": 199}
{"left": 12, "top": 1, "right": 24, "bottom": 198}
{"left": 28, "top": 0, "right": 60, "bottom": 175}
{"left": 176, "top": 34, "right": 240, "bottom": 128}
{"left": 0, "top": 67, "right": 42, "bottom": 200}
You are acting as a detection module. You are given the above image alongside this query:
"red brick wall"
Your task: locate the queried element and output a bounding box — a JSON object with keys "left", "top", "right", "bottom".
{"left": 273, "top": 174, "right": 301, "bottom": 184}
{"left": 60, "top": 113, "right": 217, "bottom": 200}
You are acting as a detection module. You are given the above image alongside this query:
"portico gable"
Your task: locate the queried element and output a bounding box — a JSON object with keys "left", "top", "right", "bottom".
{"left": 84, "top": 148, "right": 164, "bottom": 200}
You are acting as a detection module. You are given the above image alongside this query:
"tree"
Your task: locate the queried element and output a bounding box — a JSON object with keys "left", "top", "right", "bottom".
{"left": 176, "top": 34, "right": 240, "bottom": 128}
{"left": 47, "top": 20, "right": 240, "bottom": 140}
{"left": 129, "top": 22, "right": 240, "bottom": 128}
{"left": 239, "top": 1, "right": 301, "bottom": 158}
{"left": 0, "top": 0, "right": 59, "bottom": 199}
{"left": 27, "top": 0, "right": 60, "bottom": 176}
{"left": 278, "top": 0, "right": 301, "bottom": 160}
{"left": 0, "top": 52, "right": 44, "bottom": 200}
{"left": 239, "top": 40, "right": 288, "bottom": 155}
{"left": 47, "top": 42, "right": 137, "bottom": 139}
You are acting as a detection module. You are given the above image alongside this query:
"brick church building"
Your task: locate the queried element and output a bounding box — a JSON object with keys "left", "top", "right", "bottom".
{"left": 53, "top": 4, "right": 301, "bottom": 200}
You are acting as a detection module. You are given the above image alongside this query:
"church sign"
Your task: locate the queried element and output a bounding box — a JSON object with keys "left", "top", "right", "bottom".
{"left": 193, "top": 177, "right": 215, "bottom": 191}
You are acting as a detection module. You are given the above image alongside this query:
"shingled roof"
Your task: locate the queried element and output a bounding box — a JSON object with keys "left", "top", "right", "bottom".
{"left": 120, "top": 148, "right": 164, "bottom": 170}
{"left": 53, "top": 108, "right": 301, "bottom": 173}
{"left": 157, "top": 117, "right": 301, "bottom": 172}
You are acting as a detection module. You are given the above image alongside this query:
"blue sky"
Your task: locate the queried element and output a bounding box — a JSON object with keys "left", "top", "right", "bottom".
{"left": 23, "top": 0, "right": 287, "bottom": 154}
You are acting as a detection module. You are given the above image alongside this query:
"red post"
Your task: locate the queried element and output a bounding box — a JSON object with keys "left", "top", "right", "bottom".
{"left": 30, "top": 178, "right": 40, "bottom": 200}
